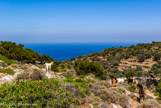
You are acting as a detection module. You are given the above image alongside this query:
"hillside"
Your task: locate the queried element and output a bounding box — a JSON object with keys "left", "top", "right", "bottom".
{"left": 0, "top": 41, "right": 161, "bottom": 108}
{"left": 66, "top": 41, "right": 161, "bottom": 79}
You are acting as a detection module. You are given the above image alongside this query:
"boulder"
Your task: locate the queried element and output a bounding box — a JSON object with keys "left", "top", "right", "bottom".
{"left": 111, "top": 103, "right": 122, "bottom": 108}
{"left": 99, "top": 102, "right": 109, "bottom": 108}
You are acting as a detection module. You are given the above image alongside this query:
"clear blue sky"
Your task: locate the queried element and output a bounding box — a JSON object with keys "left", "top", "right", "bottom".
{"left": 0, "top": 0, "right": 161, "bottom": 43}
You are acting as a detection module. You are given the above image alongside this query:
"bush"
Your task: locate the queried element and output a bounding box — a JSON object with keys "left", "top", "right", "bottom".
{"left": 66, "top": 64, "right": 72, "bottom": 69}
{"left": 136, "top": 66, "right": 142, "bottom": 71}
{"left": 153, "top": 53, "right": 161, "bottom": 61}
{"left": 157, "top": 80, "right": 161, "bottom": 100}
{"left": 64, "top": 75, "right": 92, "bottom": 98}
{"left": 136, "top": 71, "right": 144, "bottom": 77}
{"left": 0, "top": 79, "right": 78, "bottom": 108}
{"left": 60, "top": 64, "right": 65, "bottom": 69}
{"left": 128, "top": 83, "right": 136, "bottom": 92}
{"left": 111, "top": 59, "right": 120, "bottom": 66}
{"left": 137, "top": 54, "right": 145, "bottom": 62}
{"left": 74, "top": 61, "right": 105, "bottom": 79}
{"left": 125, "top": 71, "right": 136, "bottom": 78}
{"left": 16, "top": 69, "right": 47, "bottom": 82}
{"left": 153, "top": 68, "right": 161, "bottom": 76}
{"left": 0, "top": 68, "right": 15, "bottom": 75}
{"left": 0, "top": 41, "right": 54, "bottom": 63}
{"left": 0, "top": 54, "right": 15, "bottom": 65}
{"left": 89, "top": 82, "right": 128, "bottom": 107}
{"left": 144, "top": 52, "right": 151, "bottom": 59}
{"left": 51, "top": 61, "right": 60, "bottom": 72}
{"left": 138, "top": 99, "right": 161, "bottom": 108}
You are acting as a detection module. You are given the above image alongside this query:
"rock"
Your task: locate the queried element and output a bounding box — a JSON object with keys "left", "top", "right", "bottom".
{"left": 99, "top": 102, "right": 109, "bottom": 108}
{"left": 79, "top": 96, "right": 93, "bottom": 105}
{"left": 13, "top": 69, "right": 24, "bottom": 77}
{"left": 124, "top": 89, "right": 131, "bottom": 95}
{"left": 145, "top": 94, "right": 154, "bottom": 100}
{"left": 46, "top": 72, "right": 54, "bottom": 79}
{"left": 1, "top": 75, "right": 13, "bottom": 83}
{"left": 31, "top": 65, "right": 40, "bottom": 70}
{"left": 130, "top": 93, "right": 138, "bottom": 101}
{"left": 79, "top": 96, "right": 93, "bottom": 104}
{"left": 123, "top": 101, "right": 133, "bottom": 108}
{"left": 66, "top": 84, "right": 80, "bottom": 97}
{"left": 111, "top": 103, "right": 122, "bottom": 108}
{"left": 137, "top": 99, "right": 161, "bottom": 108}
{"left": 89, "top": 104, "right": 94, "bottom": 108}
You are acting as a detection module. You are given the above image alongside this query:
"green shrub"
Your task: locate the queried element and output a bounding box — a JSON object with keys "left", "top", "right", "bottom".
{"left": 129, "top": 83, "right": 137, "bottom": 92}
{"left": 154, "top": 68, "right": 161, "bottom": 75}
{"left": 136, "top": 66, "right": 142, "bottom": 71}
{"left": 11, "top": 64, "right": 18, "bottom": 68}
{"left": 0, "top": 54, "right": 15, "bottom": 65}
{"left": 70, "top": 58, "right": 76, "bottom": 61}
{"left": 66, "top": 64, "right": 72, "bottom": 69}
{"left": 16, "top": 69, "right": 47, "bottom": 82}
{"left": 51, "top": 61, "right": 60, "bottom": 72}
{"left": 60, "top": 64, "right": 65, "bottom": 69}
{"left": 156, "top": 80, "right": 161, "bottom": 100}
{"left": 0, "top": 41, "right": 54, "bottom": 63}
{"left": 137, "top": 54, "right": 145, "bottom": 62}
{"left": 65, "top": 75, "right": 91, "bottom": 98}
{"left": 0, "top": 68, "right": 15, "bottom": 75}
{"left": 74, "top": 61, "right": 104, "bottom": 79}
{"left": 111, "top": 59, "right": 120, "bottom": 66}
{"left": 0, "top": 79, "right": 78, "bottom": 108}
{"left": 136, "top": 71, "right": 144, "bottom": 77}
{"left": 125, "top": 71, "right": 136, "bottom": 78}
{"left": 153, "top": 53, "right": 161, "bottom": 61}
{"left": 62, "top": 69, "right": 67, "bottom": 72}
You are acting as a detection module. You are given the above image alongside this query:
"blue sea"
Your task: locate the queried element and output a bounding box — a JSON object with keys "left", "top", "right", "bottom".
{"left": 24, "top": 43, "right": 137, "bottom": 61}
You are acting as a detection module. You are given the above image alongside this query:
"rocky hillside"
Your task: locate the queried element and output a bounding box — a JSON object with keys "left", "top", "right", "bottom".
{"left": 66, "top": 41, "right": 161, "bottom": 78}
{"left": 0, "top": 41, "right": 161, "bottom": 108}
{"left": 0, "top": 59, "right": 161, "bottom": 108}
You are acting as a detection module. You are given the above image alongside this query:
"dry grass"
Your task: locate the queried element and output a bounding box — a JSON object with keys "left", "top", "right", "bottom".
{"left": 137, "top": 99, "right": 161, "bottom": 108}
{"left": 118, "top": 58, "right": 157, "bottom": 72}
{"left": 16, "top": 69, "right": 47, "bottom": 82}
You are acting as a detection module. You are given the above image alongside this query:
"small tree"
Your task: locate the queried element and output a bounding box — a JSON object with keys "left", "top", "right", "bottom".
{"left": 153, "top": 53, "right": 161, "bottom": 61}
{"left": 137, "top": 54, "right": 145, "bottom": 62}
{"left": 125, "top": 71, "right": 136, "bottom": 78}
{"left": 74, "top": 61, "right": 104, "bottom": 79}
{"left": 157, "top": 80, "right": 161, "bottom": 100}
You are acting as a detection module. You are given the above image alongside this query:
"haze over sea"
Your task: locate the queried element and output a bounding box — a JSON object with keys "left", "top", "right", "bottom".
{"left": 24, "top": 43, "right": 137, "bottom": 61}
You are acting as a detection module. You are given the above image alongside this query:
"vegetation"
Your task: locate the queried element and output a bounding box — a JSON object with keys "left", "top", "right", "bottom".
{"left": 0, "top": 79, "right": 78, "bottom": 108}
{"left": 74, "top": 61, "right": 105, "bottom": 79}
{"left": 151, "top": 63, "right": 161, "bottom": 77}
{"left": 66, "top": 64, "right": 72, "bottom": 69}
{"left": 0, "top": 68, "right": 15, "bottom": 75}
{"left": 16, "top": 69, "right": 47, "bottom": 82}
{"left": 0, "top": 41, "right": 54, "bottom": 63}
{"left": 125, "top": 71, "right": 136, "bottom": 78}
{"left": 65, "top": 41, "right": 161, "bottom": 78}
{"left": 65, "top": 75, "right": 92, "bottom": 97}
{"left": 0, "top": 54, "right": 15, "bottom": 65}
{"left": 51, "top": 61, "right": 60, "bottom": 72}
{"left": 137, "top": 54, "right": 146, "bottom": 62}
{"left": 0, "top": 41, "right": 161, "bottom": 107}
{"left": 157, "top": 80, "right": 161, "bottom": 100}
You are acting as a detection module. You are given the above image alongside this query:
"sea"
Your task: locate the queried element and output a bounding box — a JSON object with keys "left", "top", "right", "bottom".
{"left": 24, "top": 43, "right": 137, "bottom": 61}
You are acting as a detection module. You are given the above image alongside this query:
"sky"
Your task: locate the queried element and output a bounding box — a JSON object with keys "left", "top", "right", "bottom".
{"left": 0, "top": 0, "right": 161, "bottom": 43}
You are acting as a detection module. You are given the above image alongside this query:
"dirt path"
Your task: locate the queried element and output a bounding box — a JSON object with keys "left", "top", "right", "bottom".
{"left": 145, "top": 89, "right": 158, "bottom": 99}
{"left": 128, "top": 95, "right": 140, "bottom": 108}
